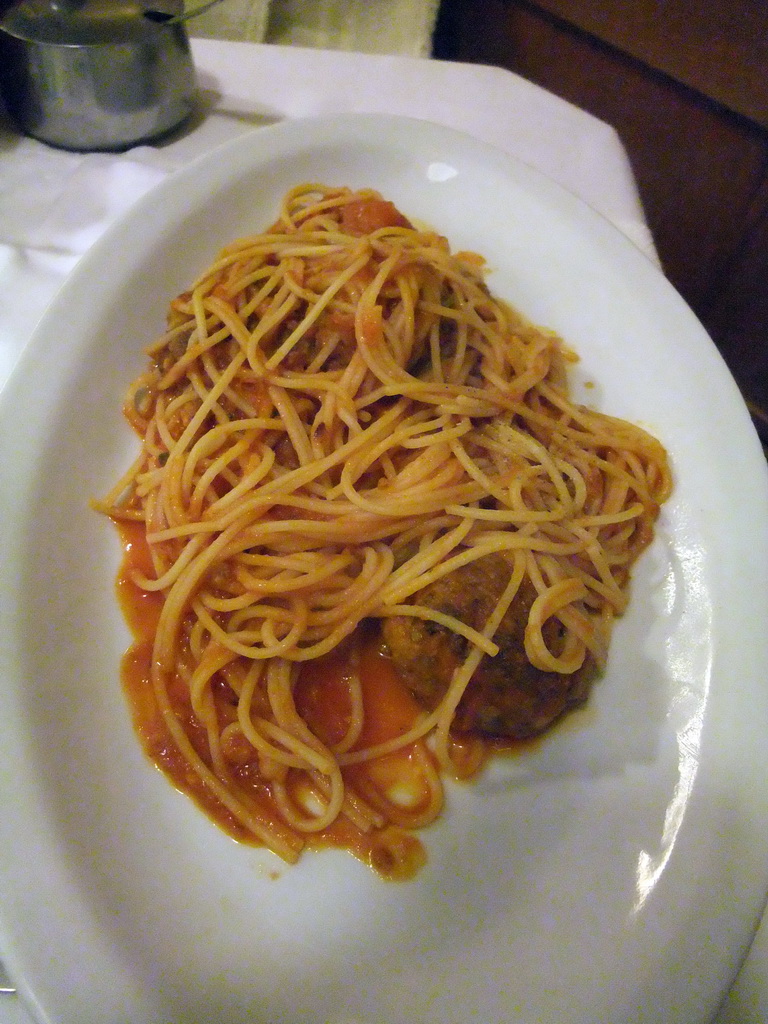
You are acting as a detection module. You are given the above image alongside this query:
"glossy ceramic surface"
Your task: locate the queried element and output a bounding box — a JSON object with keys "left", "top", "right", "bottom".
{"left": 1, "top": 114, "right": 767, "bottom": 1024}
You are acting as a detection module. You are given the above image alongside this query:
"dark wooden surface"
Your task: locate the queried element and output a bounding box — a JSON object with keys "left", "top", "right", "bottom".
{"left": 433, "top": 0, "right": 768, "bottom": 446}
{"left": 502, "top": 0, "right": 768, "bottom": 129}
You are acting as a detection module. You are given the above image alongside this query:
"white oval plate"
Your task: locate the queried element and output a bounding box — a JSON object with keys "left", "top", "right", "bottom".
{"left": 1, "top": 113, "right": 768, "bottom": 1024}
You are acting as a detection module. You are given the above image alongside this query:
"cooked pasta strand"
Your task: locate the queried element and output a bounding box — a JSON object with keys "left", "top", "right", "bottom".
{"left": 96, "top": 184, "right": 670, "bottom": 877}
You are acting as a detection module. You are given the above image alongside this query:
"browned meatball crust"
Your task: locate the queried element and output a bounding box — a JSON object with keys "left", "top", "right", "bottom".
{"left": 381, "top": 554, "right": 594, "bottom": 739}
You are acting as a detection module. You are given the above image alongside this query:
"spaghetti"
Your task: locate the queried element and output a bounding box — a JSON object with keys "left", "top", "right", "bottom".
{"left": 95, "top": 184, "right": 671, "bottom": 878}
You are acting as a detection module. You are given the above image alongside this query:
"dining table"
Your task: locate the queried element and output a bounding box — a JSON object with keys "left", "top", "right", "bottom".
{"left": 0, "top": 36, "right": 766, "bottom": 1024}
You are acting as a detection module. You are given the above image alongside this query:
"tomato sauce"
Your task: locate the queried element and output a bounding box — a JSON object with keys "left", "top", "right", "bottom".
{"left": 115, "top": 523, "right": 433, "bottom": 879}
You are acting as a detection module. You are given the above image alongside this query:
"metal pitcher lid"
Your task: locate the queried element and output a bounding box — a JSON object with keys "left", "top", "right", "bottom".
{"left": 0, "top": 0, "right": 184, "bottom": 45}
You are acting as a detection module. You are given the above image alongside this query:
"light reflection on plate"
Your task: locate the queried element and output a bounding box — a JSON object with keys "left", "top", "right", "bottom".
{"left": 1, "top": 113, "right": 767, "bottom": 1024}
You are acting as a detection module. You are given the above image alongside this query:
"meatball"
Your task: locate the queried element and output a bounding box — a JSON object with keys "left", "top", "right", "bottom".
{"left": 381, "top": 554, "right": 593, "bottom": 739}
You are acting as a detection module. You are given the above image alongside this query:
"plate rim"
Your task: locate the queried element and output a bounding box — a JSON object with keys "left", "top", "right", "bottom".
{"left": 2, "top": 111, "right": 768, "bottom": 1024}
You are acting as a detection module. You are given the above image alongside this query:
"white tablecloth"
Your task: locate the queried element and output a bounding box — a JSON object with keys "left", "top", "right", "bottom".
{"left": 0, "top": 37, "right": 762, "bottom": 1024}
